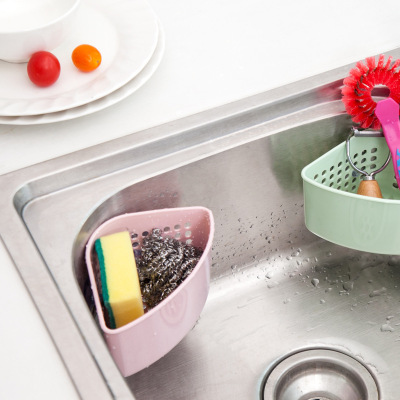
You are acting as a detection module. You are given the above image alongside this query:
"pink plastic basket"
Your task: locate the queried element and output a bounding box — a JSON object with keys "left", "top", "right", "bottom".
{"left": 85, "top": 206, "right": 214, "bottom": 376}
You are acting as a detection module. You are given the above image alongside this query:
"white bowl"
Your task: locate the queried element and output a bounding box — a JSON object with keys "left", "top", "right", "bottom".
{"left": 0, "top": 0, "right": 81, "bottom": 63}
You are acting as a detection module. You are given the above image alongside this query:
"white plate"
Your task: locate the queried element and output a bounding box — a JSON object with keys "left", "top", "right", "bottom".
{"left": 0, "top": 0, "right": 158, "bottom": 116}
{"left": 0, "top": 22, "right": 165, "bottom": 125}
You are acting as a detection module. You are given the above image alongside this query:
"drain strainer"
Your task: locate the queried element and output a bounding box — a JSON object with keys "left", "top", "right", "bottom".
{"left": 262, "top": 349, "right": 379, "bottom": 400}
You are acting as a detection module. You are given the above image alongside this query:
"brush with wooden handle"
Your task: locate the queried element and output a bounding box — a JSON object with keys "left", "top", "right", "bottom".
{"left": 346, "top": 127, "right": 391, "bottom": 198}
{"left": 341, "top": 55, "right": 400, "bottom": 197}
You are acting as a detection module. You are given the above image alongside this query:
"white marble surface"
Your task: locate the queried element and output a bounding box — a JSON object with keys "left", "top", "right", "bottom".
{"left": 2, "top": 0, "right": 400, "bottom": 398}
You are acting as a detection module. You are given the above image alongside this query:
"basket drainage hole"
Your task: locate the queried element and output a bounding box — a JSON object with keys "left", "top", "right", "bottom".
{"left": 185, "top": 230, "right": 192, "bottom": 238}
{"left": 262, "top": 349, "right": 379, "bottom": 400}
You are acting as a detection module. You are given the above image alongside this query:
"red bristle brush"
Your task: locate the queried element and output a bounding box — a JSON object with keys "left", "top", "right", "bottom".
{"left": 341, "top": 54, "right": 400, "bottom": 129}
{"left": 341, "top": 55, "right": 400, "bottom": 198}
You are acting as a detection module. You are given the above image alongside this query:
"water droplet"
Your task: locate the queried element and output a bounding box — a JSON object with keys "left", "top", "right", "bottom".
{"left": 369, "top": 287, "right": 387, "bottom": 297}
{"left": 381, "top": 323, "right": 395, "bottom": 332}
{"left": 320, "top": 299, "right": 326, "bottom": 304}
{"left": 267, "top": 281, "right": 279, "bottom": 289}
{"left": 265, "top": 271, "right": 274, "bottom": 279}
{"left": 343, "top": 281, "right": 354, "bottom": 291}
{"left": 311, "top": 278, "right": 320, "bottom": 288}
{"left": 283, "top": 298, "right": 291, "bottom": 304}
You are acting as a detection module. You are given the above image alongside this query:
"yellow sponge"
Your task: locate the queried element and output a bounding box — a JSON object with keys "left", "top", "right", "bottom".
{"left": 95, "top": 231, "right": 144, "bottom": 328}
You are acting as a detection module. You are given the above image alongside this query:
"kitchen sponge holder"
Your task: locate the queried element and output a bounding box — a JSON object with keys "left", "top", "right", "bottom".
{"left": 301, "top": 130, "right": 400, "bottom": 254}
{"left": 85, "top": 206, "right": 214, "bottom": 376}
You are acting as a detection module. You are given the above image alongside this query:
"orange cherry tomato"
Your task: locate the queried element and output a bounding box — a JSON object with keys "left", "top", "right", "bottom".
{"left": 71, "top": 44, "right": 101, "bottom": 72}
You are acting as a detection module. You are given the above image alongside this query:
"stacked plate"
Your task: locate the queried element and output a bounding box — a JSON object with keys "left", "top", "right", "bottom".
{"left": 0, "top": 0, "right": 164, "bottom": 125}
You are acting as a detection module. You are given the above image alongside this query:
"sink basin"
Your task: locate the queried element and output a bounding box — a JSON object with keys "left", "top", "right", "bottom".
{"left": 1, "top": 50, "right": 400, "bottom": 399}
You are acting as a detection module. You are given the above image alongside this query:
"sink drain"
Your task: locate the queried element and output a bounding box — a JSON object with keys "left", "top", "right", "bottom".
{"left": 262, "top": 349, "right": 379, "bottom": 400}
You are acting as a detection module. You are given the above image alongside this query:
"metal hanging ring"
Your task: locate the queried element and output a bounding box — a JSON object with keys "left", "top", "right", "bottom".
{"left": 346, "top": 127, "right": 391, "bottom": 178}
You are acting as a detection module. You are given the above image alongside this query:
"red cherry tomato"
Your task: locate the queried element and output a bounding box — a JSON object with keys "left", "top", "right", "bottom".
{"left": 27, "top": 51, "right": 61, "bottom": 87}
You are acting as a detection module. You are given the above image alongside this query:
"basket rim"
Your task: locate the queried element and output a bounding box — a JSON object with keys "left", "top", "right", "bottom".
{"left": 85, "top": 206, "right": 215, "bottom": 335}
{"left": 301, "top": 141, "right": 399, "bottom": 205}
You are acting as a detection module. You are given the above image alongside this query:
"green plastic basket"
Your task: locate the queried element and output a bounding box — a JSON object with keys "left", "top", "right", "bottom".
{"left": 301, "top": 135, "right": 400, "bottom": 254}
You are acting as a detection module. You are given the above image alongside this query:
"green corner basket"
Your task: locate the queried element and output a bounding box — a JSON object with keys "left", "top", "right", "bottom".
{"left": 301, "top": 134, "right": 400, "bottom": 255}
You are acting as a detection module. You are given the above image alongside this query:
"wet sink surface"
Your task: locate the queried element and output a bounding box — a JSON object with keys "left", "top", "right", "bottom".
{"left": 1, "top": 51, "right": 400, "bottom": 399}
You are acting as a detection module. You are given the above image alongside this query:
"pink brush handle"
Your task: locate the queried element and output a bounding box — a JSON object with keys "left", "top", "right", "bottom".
{"left": 375, "top": 98, "right": 400, "bottom": 188}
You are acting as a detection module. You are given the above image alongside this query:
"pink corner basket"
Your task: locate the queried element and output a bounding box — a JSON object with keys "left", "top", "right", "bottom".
{"left": 85, "top": 206, "right": 215, "bottom": 376}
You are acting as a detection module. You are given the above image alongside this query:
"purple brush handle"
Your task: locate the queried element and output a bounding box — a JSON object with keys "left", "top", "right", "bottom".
{"left": 375, "top": 98, "right": 400, "bottom": 189}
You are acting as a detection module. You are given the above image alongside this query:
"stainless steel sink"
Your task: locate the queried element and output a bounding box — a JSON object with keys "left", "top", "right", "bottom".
{"left": 1, "top": 50, "right": 400, "bottom": 399}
